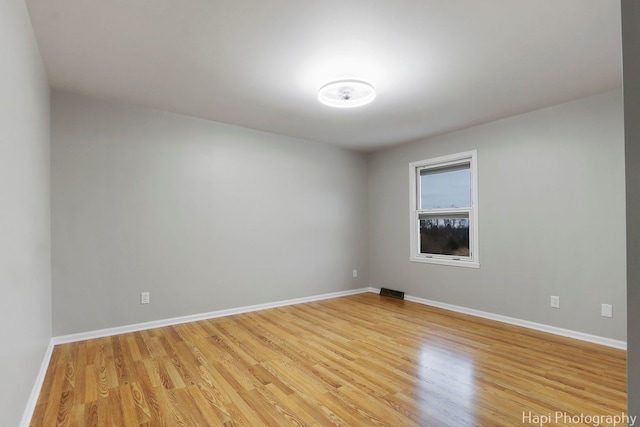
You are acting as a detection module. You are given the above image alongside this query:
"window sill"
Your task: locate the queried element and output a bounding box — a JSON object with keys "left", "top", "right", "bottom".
{"left": 410, "top": 256, "right": 480, "bottom": 269}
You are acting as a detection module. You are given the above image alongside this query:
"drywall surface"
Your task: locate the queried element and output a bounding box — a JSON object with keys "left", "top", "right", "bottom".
{"left": 51, "top": 90, "right": 368, "bottom": 335}
{"left": 368, "top": 89, "right": 626, "bottom": 341}
{"left": 0, "top": 1, "right": 51, "bottom": 425}
{"left": 623, "top": 0, "right": 640, "bottom": 418}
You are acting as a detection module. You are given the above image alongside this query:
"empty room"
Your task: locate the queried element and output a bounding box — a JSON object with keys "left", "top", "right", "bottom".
{"left": 3, "top": 0, "right": 640, "bottom": 426}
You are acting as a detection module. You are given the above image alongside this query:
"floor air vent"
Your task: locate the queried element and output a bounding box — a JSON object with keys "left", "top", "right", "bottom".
{"left": 379, "top": 288, "right": 405, "bottom": 300}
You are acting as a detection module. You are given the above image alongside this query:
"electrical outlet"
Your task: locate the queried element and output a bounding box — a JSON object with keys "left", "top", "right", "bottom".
{"left": 550, "top": 295, "right": 560, "bottom": 309}
{"left": 141, "top": 292, "right": 150, "bottom": 305}
{"left": 601, "top": 304, "right": 613, "bottom": 318}
{"left": 353, "top": 269, "right": 358, "bottom": 278}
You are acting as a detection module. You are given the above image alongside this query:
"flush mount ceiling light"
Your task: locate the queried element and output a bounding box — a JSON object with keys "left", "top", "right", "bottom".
{"left": 318, "top": 78, "right": 376, "bottom": 108}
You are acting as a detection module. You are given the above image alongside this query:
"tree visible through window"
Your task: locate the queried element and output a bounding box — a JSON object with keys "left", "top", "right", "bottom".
{"left": 410, "top": 151, "right": 479, "bottom": 267}
{"left": 420, "top": 216, "right": 470, "bottom": 256}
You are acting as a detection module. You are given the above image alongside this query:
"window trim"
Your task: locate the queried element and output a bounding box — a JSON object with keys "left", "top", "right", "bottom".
{"left": 409, "top": 150, "right": 479, "bottom": 268}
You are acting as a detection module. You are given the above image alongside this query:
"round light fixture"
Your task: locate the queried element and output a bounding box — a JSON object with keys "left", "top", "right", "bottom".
{"left": 318, "top": 78, "right": 376, "bottom": 108}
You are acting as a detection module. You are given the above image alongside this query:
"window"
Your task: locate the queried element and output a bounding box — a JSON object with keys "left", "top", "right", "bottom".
{"left": 409, "top": 150, "right": 479, "bottom": 267}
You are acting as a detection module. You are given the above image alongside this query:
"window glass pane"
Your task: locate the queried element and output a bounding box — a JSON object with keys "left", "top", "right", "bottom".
{"left": 420, "top": 165, "right": 470, "bottom": 209}
{"left": 419, "top": 214, "right": 470, "bottom": 256}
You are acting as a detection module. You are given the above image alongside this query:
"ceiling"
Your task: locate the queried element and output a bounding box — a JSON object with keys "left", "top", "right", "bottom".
{"left": 25, "top": 0, "right": 622, "bottom": 151}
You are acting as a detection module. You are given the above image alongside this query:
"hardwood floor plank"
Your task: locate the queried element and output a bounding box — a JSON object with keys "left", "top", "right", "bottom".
{"left": 130, "top": 378, "right": 152, "bottom": 422}
{"left": 31, "top": 293, "right": 627, "bottom": 426}
{"left": 248, "top": 363, "right": 294, "bottom": 394}
{"left": 83, "top": 365, "right": 98, "bottom": 403}
{"left": 94, "top": 346, "right": 109, "bottom": 399}
{"left": 318, "top": 388, "right": 382, "bottom": 426}
{"left": 136, "top": 365, "right": 167, "bottom": 425}
{"left": 71, "top": 357, "right": 87, "bottom": 406}
{"left": 55, "top": 389, "right": 74, "bottom": 426}
{"left": 196, "top": 363, "right": 257, "bottom": 425}
{"left": 331, "top": 384, "right": 416, "bottom": 426}
{"left": 105, "top": 387, "right": 126, "bottom": 426}
{"left": 186, "top": 384, "right": 228, "bottom": 425}
{"left": 263, "top": 383, "right": 321, "bottom": 427}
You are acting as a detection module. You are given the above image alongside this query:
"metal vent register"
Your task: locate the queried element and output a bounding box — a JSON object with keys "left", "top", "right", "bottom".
{"left": 379, "top": 288, "right": 405, "bottom": 300}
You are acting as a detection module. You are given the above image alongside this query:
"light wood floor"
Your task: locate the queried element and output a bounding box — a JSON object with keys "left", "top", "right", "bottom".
{"left": 31, "top": 293, "right": 626, "bottom": 426}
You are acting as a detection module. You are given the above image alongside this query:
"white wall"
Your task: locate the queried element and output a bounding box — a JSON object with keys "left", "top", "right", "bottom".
{"left": 51, "top": 90, "right": 369, "bottom": 336}
{"left": 368, "top": 89, "right": 626, "bottom": 341}
{"left": 0, "top": 1, "right": 52, "bottom": 425}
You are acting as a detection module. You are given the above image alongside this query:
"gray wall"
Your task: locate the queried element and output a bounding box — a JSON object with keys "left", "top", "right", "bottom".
{"left": 0, "top": 1, "right": 52, "bottom": 425}
{"left": 51, "top": 90, "right": 369, "bottom": 336}
{"left": 623, "top": 0, "right": 640, "bottom": 418}
{"left": 368, "top": 89, "right": 626, "bottom": 341}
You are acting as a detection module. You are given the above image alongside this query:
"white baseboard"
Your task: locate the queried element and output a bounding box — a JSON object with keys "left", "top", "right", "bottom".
{"left": 20, "top": 339, "right": 55, "bottom": 427}
{"left": 367, "top": 287, "right": 627, "bottom": 350}
{"left": 52, "top": 285, "right": 628, "bottom": 349}
{"left": 52, "top": 287, "right": 370, "bottom": 345}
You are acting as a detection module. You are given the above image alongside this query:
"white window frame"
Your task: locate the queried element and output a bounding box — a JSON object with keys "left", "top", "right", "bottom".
{"left": 409, "top": 150, "right": 479, "bottom": 268}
